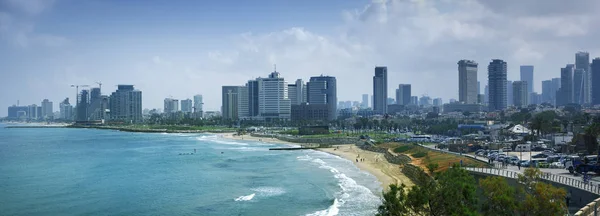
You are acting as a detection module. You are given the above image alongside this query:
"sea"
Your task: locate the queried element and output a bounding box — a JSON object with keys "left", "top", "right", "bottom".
{"left": 0, "top": 124, "right": 382, "bottom": 216}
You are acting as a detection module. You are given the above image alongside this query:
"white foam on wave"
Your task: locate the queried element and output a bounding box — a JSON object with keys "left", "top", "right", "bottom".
{"left": 251, "top": 187, "right": 286, "bottom": 197}
{"left": 196, "top": 137, "right": 248, "bottom": 146}
{"left": 234, "top": 193, "right": 255, "bottom": 201}
{"left": 306, "top": 199, "right": 340, "bottom": 216}
{"left": 220, "top": 147, "right": 265, "bottom": 152}
{"left": 299, "top": 153, "right": 381, "bottom": 215}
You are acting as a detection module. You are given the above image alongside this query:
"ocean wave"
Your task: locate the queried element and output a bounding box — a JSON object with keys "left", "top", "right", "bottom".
{"left": 299, "top": 153, "right": 381, "bottom": 215}
{"left": 306, "top": 199, "right": 339, "bottom": 216}
{"left": 234, "top": 193, "right": 255, "bottom": 201}
{"left": 219, "top": 147, "right": 266, "bottom": 152}
{"left": 196, "top": 137, "right": 249, "bottom": 146}
{"left": 251, "top": 187, "right": 286, "bottom": 197}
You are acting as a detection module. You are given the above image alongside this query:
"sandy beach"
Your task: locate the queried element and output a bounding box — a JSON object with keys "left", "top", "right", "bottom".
{"left": 319, "top": 145, "right": 413, "bottom": 191}
{"left": 219, "top": 133, "right": 413, "bottom": 191}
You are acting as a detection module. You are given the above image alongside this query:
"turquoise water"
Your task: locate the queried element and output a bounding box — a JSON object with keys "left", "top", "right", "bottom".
{"left": 0, "top": 124, "right": 382, "bottom": 216}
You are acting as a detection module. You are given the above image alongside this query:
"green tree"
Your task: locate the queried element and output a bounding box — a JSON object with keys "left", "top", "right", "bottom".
{"left": 517, "top": 168, "right": 567, "bottom": 216}
{"left": 377, "top": 184, "right": 411, "bottom": 216}
{"left": 426, "top": 163, "right": 439, "bottom": 174}
{"left": 479, "top": 176, "right": 518, "bottom": 216}
{"left": 431, "top": 165, "right": 479, "bottom": 216}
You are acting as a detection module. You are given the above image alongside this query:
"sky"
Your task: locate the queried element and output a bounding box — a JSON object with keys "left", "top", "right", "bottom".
{"left": 2, "top": 0, "right": 600, "bottom": 116}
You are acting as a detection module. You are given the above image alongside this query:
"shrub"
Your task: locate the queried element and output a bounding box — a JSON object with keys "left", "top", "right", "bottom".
{"left": 394, "top": 145, "right": 413, "bottom": 153}
{"left": 412, "top": 152, "right": 428, "bottom": 158}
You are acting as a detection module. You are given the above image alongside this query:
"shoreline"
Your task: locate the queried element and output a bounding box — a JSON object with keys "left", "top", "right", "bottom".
{"left": 219, "top": 133, "right": 412, "bottom": 191}
{"left": 317, "top": 145, "right": 413, "bottom": 191}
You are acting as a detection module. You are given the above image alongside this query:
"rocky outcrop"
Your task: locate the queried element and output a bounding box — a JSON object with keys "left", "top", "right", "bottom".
{"left": 401, "top": 164, "right": 430, "bottom": 185}
{"left": 357, "top": 144, "right": 411, "bottom": 165}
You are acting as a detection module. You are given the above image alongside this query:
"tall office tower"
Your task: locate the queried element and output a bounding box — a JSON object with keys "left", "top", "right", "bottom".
{"left": 557, "top": 65, "right": 574, "bottom": 106}
{"left": 410, "top": 96, "right": 418, "bottom": 105}
{"left": 592, "top": 58, "right": 600, "bottom": 105}
{"left": 288, "top": 79, "right": 304, "bottom": 106}
{"left": 238, "top": 86, "right": 249, "bottom": 118}
{"left": 520, "top": 65, "right": 534, "bottom": 97}
{"left": 541, "top": 80, "right": 553, "bottom": 104}
{"left": 488, "top": 59, "right": 508, "bottom": 111}
{"left": 506, "top": 80, "right": 513, "bottom": 107}
{"left": 109, "top": 85, "right": 142, "bottom": 123}
{"left": 306, "top": 75, "right": 337, "bottom": 120}
{"left": 193, "top": 94, "right": 203, "bottom": 114}
{"left": 361, "top": 94, "right": 369, "bottom": 108}
{"left": 41, "top": 99, "right": 53, "bottom": 119}
{"left": 433, "top": 98, "right": 443, "bottom": 107}
{"left": 551, "top": 78, "right": 561, "bottom": 105}
{"left": 181, "top": 99, "right": 193, "bottom": 113}
{"left": 257, "top": 71, "right": 291, "bottom": 120}
{"left": 222, "top": 86, "right": 240, "bottom": 120}
{"left": 77, "top": 89, "right": 90, "bottom": 121}
{"left": 395, "top": 84, "right": 411, "bottom": 105}
{"left": 247, "top": 80, "right": 259, "bottom": 117}
{"left": 574, "top": 69, "right": 585, "bottom": 104}
{"left": 419, "top": 96, "right": 432, "bottom": 106}
{"left": 478, "top": 81, "right": 481, "bottom": 94}
{"left": 530, "top": 93, "right": 541, "bottom": 105}
{"left": 512, "top": 81, "right": 528, "bottom": 107}
{"left": 484, "top": 85, "right": 489, "bottom": 105}
{"left": 59, "top": 98, "right": 73, "bottom": 120}
{"left": 163, "top": 98, "right": 179, "bottom": 113}
{"left": 373, "top": 66, "right": 388, "bottom": 114}
{"left": 576, "top": 52, "right": 590, "bottom": 104}
{"left": 458, "top": 60, "right": 478, "bottom": 104}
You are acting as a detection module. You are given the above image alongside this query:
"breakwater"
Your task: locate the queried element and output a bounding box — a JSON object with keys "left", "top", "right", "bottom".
{"left": 250, "top": 133, "right": 358, "bottom": 144}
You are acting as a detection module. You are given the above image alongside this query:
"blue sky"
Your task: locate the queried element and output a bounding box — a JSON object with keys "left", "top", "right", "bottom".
{"left": 2, "top": 0, "right": 600, "bottom": 116}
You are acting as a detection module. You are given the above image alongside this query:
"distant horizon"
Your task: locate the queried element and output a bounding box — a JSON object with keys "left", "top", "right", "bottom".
{"left": 2, "top": 0, "right": 600, "bottom": 116}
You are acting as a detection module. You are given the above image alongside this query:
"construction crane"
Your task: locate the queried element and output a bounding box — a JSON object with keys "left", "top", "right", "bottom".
{"left": 96, "top": 81, "right": 102, "bottom": 93}
{"left": 70, "top": 84, "right": 90, "bottom": 105}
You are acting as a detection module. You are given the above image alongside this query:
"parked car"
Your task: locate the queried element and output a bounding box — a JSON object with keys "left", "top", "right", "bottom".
{"left": 519, "top": 160, "right": 530, "bottom": 167}
{"left": 532, "top": 153, "right": 549, "bottom": 159}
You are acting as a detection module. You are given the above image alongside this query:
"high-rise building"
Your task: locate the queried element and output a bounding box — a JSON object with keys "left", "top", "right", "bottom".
{"left": 396, "top": 84, "right": 411, "bottom": 105}
{"left": 306, "top": 75, "right": 337, "bottom": 120}
{"left": 458, "top": 60, "right": 478, "bottom": 104}
{"left": 164, "top": 98, "right": 179, "bottom": 113}
{"left": 59, "top": 98, "right": 73, "bottom": 120}
{"left": 247, "top": 80, "right": 259, "bottom": 117}
{"left": 27, "top": 104, "right": 41, "bottom": 120}
{"left": 238, "top": 86, "right": 249, "bottom": 118}
{"left": 506, "top": 80, "right": 513, "bottom": 107}
{"left": 87, "top": 87, "right": 108, "bottom": 121}
{"left": 520, "top": 65, "right": 534, "bottom": 97}
{"left": 541, "top": 80, "right": 553, "bottom": 104}
{"left": 551, "top": 78, "right": 561, "bottom": 106}
{"left": 288, "top": 79, "right": 305, "bottom": 106}
{"left": 557, "top": 65, "right": 574, "bottom": 106}
{"left": 433, "top": 98, "right": 443, "bottom": 107}
{"left": 591, "top": 58, "right": 600, "bottom": 105}
{"left": 419, "top": 96, "right": 432, "bottom": 106}
{"left": 574, "top": 69, "right": 585, "bottom": 104}
{"left": 512, "top": 81, "right": 528, "bottom": 107}
{"left": 181, "top": 99, "right": 193, "bottom": 113}
{"left": 576, "top": 52, "right": 590, "bottom": 104}
{"left": 530, "top": 92, "right": 541, "bottom": 105}
{"left": 109, "top": 85, "right": 142, "bottom": 123}
{"left": 222, "top": 86, "right": 240, "bottom": 120}
{"left": 373, "top": 66, "right": 388, "bottom": 114}
{"left": 484, "top": 85, "right": 489, "bottom": 105}
{"left": 410, "top": 96, "right": 418, "bottom": 105}
{"left": 488, "top": 59, "right": 508, "bottom": 111}
{"left": 77, "top": 89, "right": 90, "bottom": 121}
{"left": 478, "top": 81, "right": 481, "bottom": 94}
{"left": 361, "top": 94, "right": 369, "bottom": 108}
{"left": 257, "top": 71, "right": 291, "bottom": 120}
{"left": 41, "top": 99, "right": 53, "bottom": 119}
{"left": 193, "top": 94, "right": 203, "bottom": 114}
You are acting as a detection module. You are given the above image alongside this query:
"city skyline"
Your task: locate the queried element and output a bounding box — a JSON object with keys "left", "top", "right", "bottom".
{"left": 3, "top": 0, "right": 600, "bottom": 116}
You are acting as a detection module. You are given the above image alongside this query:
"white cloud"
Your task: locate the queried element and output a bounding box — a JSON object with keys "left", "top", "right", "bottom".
{"left": 0, "top": 0, "right": 65, "bottom": 48}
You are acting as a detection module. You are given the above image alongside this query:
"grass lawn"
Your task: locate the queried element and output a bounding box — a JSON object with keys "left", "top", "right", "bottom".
{"left": 381, "top": 143, "right": 488, "bottom": 172}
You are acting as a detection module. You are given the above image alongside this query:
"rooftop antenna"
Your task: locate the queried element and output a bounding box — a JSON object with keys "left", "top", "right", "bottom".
{"left": 274, "top": 64, "right": 276, "bottom": 72}
{"left": 17, "top": 100, "right": 19, "bottom": 106}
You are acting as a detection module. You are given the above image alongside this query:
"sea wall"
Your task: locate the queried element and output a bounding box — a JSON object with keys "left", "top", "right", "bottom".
{"left": 250, "top": 133, "right": 358, "bottom": 144}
